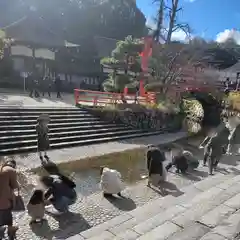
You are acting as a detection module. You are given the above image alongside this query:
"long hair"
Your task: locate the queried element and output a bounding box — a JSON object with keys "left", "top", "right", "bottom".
{"left": 29, "top": 189, "right": 44, "bottom": 205}
{"left": 39, "top": 176, "right": 54, "bottom": 188}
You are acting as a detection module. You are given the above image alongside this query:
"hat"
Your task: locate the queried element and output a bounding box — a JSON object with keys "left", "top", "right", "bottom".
{"left": 37, "top": 114, "right": 50, "bottom": 122}
{"left": 4, "top": 160, "right": 16, "bottom": 169}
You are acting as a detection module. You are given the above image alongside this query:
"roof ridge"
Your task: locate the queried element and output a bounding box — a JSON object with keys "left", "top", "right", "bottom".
{"left": 2, "top": 16, "right": 27, "bottom": 30}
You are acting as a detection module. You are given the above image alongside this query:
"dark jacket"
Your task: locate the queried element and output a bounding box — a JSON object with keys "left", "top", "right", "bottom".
{"left": 146, "top": 148, "right": 165, "bottom": 175}
{"left": 172, "top": 155, "right": 188, "bottom": 172}
{"left": 44, "top": 175, "right": 76, "bottom": 202}
{"left": 206, "top": 135, "right": 222, "bottom": 157}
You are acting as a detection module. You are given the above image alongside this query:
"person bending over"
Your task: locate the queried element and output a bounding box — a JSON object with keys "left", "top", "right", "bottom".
{"left": 166, "top": 149, "right": 188, "bottom": 174}
{"left": 40, "top": 175, "right": 76, "bottom": 214}
{"left": 146, "top": 146, "right": 167, "bottom": 187}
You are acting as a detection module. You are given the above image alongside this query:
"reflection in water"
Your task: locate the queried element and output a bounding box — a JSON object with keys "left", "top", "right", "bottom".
{"left": 13, "top": 137, "right": 201, "bottom": 200}
{"left": 49, "top": 151, "right": 173, "bottom": 197}
{"left": 16, "top": 149, "right": 182, "bottom": 199}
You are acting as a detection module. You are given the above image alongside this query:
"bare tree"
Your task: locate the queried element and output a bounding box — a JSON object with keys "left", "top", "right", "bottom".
{"left": 149, "top": 42, "right": 213, "bottom": 95}
{"left": 153, "top": 0, "right": 164, "bottom": 42}
{"left": 153, "top": 0, "right": 191, "bottom": 44}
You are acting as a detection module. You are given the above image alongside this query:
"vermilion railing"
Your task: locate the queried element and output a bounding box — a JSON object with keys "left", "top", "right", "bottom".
{"left": 74, "top": 89, "right": 156, "bottom": 106}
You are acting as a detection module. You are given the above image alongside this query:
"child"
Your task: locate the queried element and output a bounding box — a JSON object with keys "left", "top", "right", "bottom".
{"left": 27, "top": 189, "right": 45, "bottom": 224}
{"left": 36, "top": 114, "right": 50, "bottom": 162}
{"left": 100, "top": 167, "right": 124, "bottom": 197}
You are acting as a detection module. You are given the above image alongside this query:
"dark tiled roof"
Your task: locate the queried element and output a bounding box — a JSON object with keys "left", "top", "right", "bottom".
{"left": 2, "top": 16, "right": 71, "bottom": 47}
{"left": 94, "top": 36, "right": 117, "bottom": 58}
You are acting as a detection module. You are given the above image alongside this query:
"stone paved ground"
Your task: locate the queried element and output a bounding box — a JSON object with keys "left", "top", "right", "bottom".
{"left": 0, "top": 89, "right": 148, "bottom": 107}
{"left": 0, "top": 92, "right": 76, "bottom": 108}
{"left": 12, "top": 137, "right": 240, "bottom": 240}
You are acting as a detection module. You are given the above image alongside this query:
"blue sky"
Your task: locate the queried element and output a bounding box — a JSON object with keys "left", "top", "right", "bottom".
{"left": 136, "top": 0, "right": 240, "bottom": 43}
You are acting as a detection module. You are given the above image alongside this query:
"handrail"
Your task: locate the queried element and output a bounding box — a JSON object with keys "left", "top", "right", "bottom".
{"left": 74, "top": 88, "right": 135, "bottom": 96}
{"left": 74, "top": 88, "right": 157, "bottom": 106}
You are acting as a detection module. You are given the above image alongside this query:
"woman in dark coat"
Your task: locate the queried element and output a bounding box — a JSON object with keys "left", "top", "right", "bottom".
{"left": 146, "top": 145, "right": 167, "bottom": 187}
{"left": 36, "top": 115, "right": 50, "bottom": 161}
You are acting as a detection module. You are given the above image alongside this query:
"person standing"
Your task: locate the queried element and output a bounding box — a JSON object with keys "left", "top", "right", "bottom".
{"left": 204, "top": 132, "right": 222, "bottom": 175}
{"left": 0, "top": 160, "right": 19, "bottom": 240}
{"left": 36, "top": 114, "right": 50, "bottom": 162}
{"left": 29, "top": 74, "right": 39, "bottom": 98}
{"left": 55, "top": 75, "right": 62, "bottom": 98}
{"left": 226, "top": 117, "right": 240, "bottom": 155}
{"left": 41, "top": 76, "right": 51, "bottom": 98}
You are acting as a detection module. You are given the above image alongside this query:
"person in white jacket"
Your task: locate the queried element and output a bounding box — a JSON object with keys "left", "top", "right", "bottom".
{"left": 100, "top": 167, "right": 125, "bottom": 197}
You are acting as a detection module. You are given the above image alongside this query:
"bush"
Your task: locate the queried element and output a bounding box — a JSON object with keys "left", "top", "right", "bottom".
{"left": 103, "top": 74, "right": 131, "bottom": 93}
{"left": 226, "top": 92, "right": 240, "bottom": 111}
{"left": 144, "top": 82, "right": 163, "bottom": 92}
{"left": 86, "top": 104, "right": 183, "bottom": 132}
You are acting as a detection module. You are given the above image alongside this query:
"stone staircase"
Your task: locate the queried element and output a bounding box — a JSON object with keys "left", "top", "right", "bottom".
{"left": 0, "top": 107, "right": 166, "bottom": 155}
{"left": 73, "top": 171, "right": 240, "bottom": 240}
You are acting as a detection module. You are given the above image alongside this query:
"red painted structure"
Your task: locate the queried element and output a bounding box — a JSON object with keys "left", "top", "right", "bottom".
{"left": 74, "top": 89, "right": 156, "bottom": 106}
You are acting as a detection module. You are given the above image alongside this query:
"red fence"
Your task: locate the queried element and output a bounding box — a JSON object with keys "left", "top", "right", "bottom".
{"left": 74, "top": 89, "right": 157, "bottom": 106}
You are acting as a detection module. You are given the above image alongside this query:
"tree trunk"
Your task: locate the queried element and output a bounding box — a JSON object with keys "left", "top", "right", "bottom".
{"left": 166, "top": 0, "right": 179, "bottom": 44}
{"left": 155, "top": 0, "right": 164, "bottom": 42}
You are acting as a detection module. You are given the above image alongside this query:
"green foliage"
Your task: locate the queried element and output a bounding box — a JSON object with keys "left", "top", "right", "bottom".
{"left": 103, "top": 74, "right": 131, "bottom": 93}
{"left": 102, "top": 35, "right": 143, "bottom": 93}
{"left": 101, "top": 57, "right": 119, "bottom": 65}
{"left": 125, "top": 81, "right": 139, "bottom": 93}
{"left": 0, "top": 30, "right": 6, "bottom": 59}
{"left": 112, "top": 36, "right": 143, "bottom": 60}
{"left": 144, "top": 82, "right": 163, "bottom": 92}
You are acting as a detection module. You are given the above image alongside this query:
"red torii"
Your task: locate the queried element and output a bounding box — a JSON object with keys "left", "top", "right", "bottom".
{"left": 139, "top": 36, "right": 153, "bottom": 96}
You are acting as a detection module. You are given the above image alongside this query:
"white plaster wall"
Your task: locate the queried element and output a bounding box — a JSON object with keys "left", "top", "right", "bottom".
{"left": 11, "top": 45, "right": 32, "bottom": 57}
{"left": 35, "top": 48, "right": 55, "bottom": 60}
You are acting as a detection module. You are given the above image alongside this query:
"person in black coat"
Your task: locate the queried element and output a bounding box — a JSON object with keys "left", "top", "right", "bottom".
{"left": 146, "top": 145, "right": 167, "bottom": 187}
{"left": 166, "top": 148, "right": 188, "bottom": 174}
{"left": 55, "top": 75, "right": 62, "bottom": 98}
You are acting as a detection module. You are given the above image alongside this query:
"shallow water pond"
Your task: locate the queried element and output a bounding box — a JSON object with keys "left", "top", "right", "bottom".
{"left": 15, "top": 136, "right": 203, "bottom": 199}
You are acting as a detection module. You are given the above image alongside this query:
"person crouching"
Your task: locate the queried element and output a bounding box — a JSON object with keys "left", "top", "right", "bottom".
{"left": 182, "top": 150, "right": 199, "bottom": 170}
{"left": 167, "top": 148, "right": 189, "bottom": 174}
{"left": 146, "top": 146, "right": 167, "bottom": 187}
{"left": 100, "top": 167, "right": 125, "bottom": 198}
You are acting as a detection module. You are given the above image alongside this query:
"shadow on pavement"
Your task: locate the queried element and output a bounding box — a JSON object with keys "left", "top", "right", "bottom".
{"left": 220, "top": 155, "right": 239, "bottom": 166}
{"left": 229, "top": 167, "right": 240, "bottom": 175}
{"left": 44, "top": 211, "right": 91, "bottom": 239}
{"left": 149, "top": 181, "right": 184, "bottom": 197}
{"left": 30, "top": 220, "right": 53, "bottom": 240}
{"left": 104, "top": 195, "right": 136, "bottom": 211}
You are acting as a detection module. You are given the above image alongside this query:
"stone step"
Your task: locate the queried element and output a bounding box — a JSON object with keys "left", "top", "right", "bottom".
{"left": 0, "top": 106, "right": 169, "bottom": 155}
{"left": 0, "top": 120, "right": 110, "bottom": 130}
{"left": 0, "top": 123, "right": 124, "bottom": 136}
{"left": 0, "top": 107, "right": 81, "bottom": 112}
{"left": 76, "top": 172, "right": 240, "bottom": 240}
{"left": 0, "top": 128, "right": 143, "bottom": 147}
{"left": 0, "top": 113, "right": 96, "bottom": 120}
{"left": 0, "top": 117, "right": 100, "bottom": 125}
{"left": 0, "top": 126, "right": 133, "bottom": 142}
{"left": 0, "top": 130, "right": 164, "bottom": 155}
